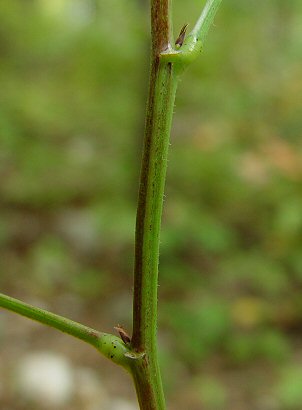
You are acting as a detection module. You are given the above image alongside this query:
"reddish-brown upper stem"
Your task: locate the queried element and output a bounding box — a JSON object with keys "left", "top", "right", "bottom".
{"left": 151, "top": 0, "right": 172, "bottom": 55}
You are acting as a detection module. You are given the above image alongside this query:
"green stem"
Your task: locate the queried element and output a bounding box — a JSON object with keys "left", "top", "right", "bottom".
{"left": 131, "top": 1, "right": 174, "bottom": 408}
{"left": 132, "top": 59, "right": 178, "bottom": 409}
{"left": 132, "top": 62, "right": 177, "bottom": 350}
{"left": 131, "top": 0, "right": 223, "bottom": 409}
{"left": 191, "top": 0, "right": 223, "bottom": 44}
{"left": 0, "top": 292, "right": 130, "bottom": 368}
{"left": 161, "top": 0, "right": 223, "bottom": 68}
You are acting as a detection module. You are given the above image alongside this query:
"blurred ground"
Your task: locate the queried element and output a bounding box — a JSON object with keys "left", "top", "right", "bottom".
{"left": 1, "top": 1, "right": 302, "bottom": 409}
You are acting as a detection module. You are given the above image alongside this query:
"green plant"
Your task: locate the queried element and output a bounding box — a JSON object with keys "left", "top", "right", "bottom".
{"left": 0, "top": 1, "right": 222, "bottom": 408}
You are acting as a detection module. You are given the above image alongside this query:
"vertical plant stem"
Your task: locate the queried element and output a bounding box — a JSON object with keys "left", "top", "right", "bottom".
{"left": 132, "top": 0, "right": 177, "bottom": 410}
{"left": 131, "top": 0, "right": 222, "bottom": 408}
{"left": 131, "top": 1, "right": 175, "bottom": 409}
{"left": 132, "top": 62, "right": 177, "bottom": 349}
{"left": 131, "top": 62, "right": 178, "bottom": 410}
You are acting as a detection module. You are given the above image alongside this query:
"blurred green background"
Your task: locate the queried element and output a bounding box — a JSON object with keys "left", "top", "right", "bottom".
{"left": 1, "top": 1, "right": 302, "bottom": 409}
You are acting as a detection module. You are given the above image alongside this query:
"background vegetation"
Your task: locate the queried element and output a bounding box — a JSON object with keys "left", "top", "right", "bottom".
{"left": 1, "top": 1, "right": 302, "bottom": 409}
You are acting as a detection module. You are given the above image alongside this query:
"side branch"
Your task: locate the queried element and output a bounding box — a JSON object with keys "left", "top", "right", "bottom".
{"left": 0, "top": 292, "right": 130, "bottom": 368}
{"left": 191, "top": 0, "right": 223, "bottom": 44}
{"left": 160, "top": 0, "right": 222, "bottom": 68}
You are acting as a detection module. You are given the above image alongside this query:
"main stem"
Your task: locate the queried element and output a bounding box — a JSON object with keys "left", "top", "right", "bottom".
{"left": 131, "top": 1, "right": 175, "bottom": 409}
{"left": 131, "top": 0, "right": 223, "bottom": 408}
{"left": 132, "top": 61, "right": 177, "bottom": 349}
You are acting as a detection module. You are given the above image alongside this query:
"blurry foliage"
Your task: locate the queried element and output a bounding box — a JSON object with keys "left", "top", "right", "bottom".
{"left": 276, "top": 366, "right": 302, "bottom": 409}
{"left": 1, "top": 0, "right": 302, "bottom": 408}
{"left": 164, "top": 298, "right": 231, "bottom": 364}
{"left": 193, "top": 376, "right": 227, "bottom": 409}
